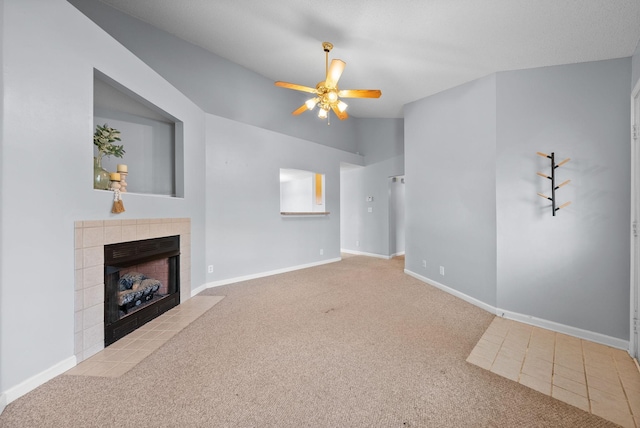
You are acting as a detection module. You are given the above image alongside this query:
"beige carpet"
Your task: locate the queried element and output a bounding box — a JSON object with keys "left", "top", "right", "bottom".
{"left": 0, "top": 256, "right": 618, "bottom": 427}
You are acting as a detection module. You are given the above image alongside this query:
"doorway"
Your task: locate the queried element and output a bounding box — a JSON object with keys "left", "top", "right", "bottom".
{"left": 389, "top": 175, "right": 405, "bottom": 258}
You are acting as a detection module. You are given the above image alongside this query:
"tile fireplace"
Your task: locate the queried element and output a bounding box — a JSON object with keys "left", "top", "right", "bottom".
{"left": 74, "top": 218, "right": 191, "bottom": 363}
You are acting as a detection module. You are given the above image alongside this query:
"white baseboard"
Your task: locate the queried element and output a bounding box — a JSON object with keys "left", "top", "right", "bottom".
{"left": 391, "top": 251, "right": 405, "bottom": 258}
{"left": 404, "top": 269, "right": 629, "bottom": 351}
{"left": 497, "top": 309, "right": 629, "bottom": 351}
{"left": 2, "top": 355, "right": 76, "bottom": 406}
{"left": 198, "top": 257, "right": 342, "bottom": 291}
{"left": 404, "top": 269, "right": 496, "bottom": 314}
{"left": 341, "top": 249, "right": 391, "bottom": 259}
{"left": 190, "top": 282, "right": 209, "bottom": 297}
{"left": 0, "top": 393, "right": 6, "bottom": 415}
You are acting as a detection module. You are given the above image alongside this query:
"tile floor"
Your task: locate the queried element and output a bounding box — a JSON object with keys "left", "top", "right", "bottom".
{"left": 65, "top": 295, "right": 224, "bottom": 378}
{"left": 467, "top": 317, "right": 640, "bottom": 428}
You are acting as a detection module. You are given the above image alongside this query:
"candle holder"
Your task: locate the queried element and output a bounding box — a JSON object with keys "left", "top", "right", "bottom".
{"left": 119, "top": 172, "right": 128, "bottom": 193}
{"left": 117, "top": 165, "right": 128, "bottom": 193}
{"left": 109, "top": 172, "right": 121, "bottom": 191}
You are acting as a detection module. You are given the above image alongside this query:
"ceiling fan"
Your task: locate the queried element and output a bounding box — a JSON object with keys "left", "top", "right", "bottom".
{"left": 275, "top": 42, "right": 381, "bottom": 122}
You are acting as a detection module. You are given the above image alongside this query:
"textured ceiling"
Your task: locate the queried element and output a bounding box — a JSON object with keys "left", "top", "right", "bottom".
{"left": 98, "top": 0, "right": 640, "bottom": 118}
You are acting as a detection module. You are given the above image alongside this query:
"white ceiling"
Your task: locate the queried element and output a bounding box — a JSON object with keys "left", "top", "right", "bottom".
{"left": 98, "top": 0, "right": 640, "bottom": 119}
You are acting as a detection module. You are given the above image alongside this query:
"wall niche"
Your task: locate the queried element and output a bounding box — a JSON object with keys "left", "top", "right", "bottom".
{"left": 93, "top": 69, "right": 184, "bottom": 197}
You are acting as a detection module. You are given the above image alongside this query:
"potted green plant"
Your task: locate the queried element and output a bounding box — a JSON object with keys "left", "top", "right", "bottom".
{"left": 93, "top": 123, "right": 125, "bottom": 190}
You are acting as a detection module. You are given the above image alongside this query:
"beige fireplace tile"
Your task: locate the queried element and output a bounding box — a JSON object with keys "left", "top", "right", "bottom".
{"left": 149, "top": 223, "right": 169, "bottom": 238}
{"left": 83, "top": 227, "right": 104, "bottom": 248}
{"left": 83, "top": 220, "right": 104, "bottom": 228}
{"left": 75, "top": 310, "right": 83, "bottom": 333}
{"left": 83, "top": 246, "right": 104, "bottom": 268}
{"left": 136, "top": 219, "right": 151, "bottom": 225}
{"left": 136, "top": 224, "right": 151, "bottom": 240}
{"left": 104, "top": 225, "right": 122, "bottom": 244}
{"left": 83, "top": 303, "right": 103, "bottom": 329}
{"left": 175, "top": 222, "right": 190, "bottom": 235}
{"left": 83, "top": 324, "right": 104, "bottom": 353}
{"left": 121, "top": 219, "right": 137, "bottom": 226}
{"left": 75, "top": 228, "right": 83, "bottom": 249}
{"left": 104, "top": 219, "right": 121, "bottom": 227}
{"left": 83, "top": 265, "right": 103, "bottom": 289}
{"left": 74, "top": 331, "right": 83, "bottom": 355}
{"left": 75, "top": 290, "right": 84, "bottom": 311}
{"left": 83, "top": 284, "right": 104, "bottom": 308}
{"left": 122, "top": 225, "right": 137, "bottom": 241}
{"left": 75, "top": 221, "right": 83, "bottom": 228}
{"left": 149, "top": 218, "right": 163, "bottom": 224}
{"left": 75, "top": 269, "right": 83, "bottom": 290}
{"left": 75, "top": 249, "right": 83, "bottom": 269}
{"left": 162, "top": 218, "right": 173, "bottom": 224}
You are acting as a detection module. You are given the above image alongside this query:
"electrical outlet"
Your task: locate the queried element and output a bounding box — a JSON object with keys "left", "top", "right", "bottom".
{"left": 320, "top": 249, "right": 324, "bottom": 255}
{"left": 207, "top": 265, "right": 214, "bottom": 273}
{"left": 422, "top": 260, "right": 427, "bottom": 268}
{"left": 439, "top": 266, "right": 445, "bottom": 276}
{"left": 356, "top": 240, "right": 360, "bottom": 247}
{"left": 368, "top": 207, "right": 373, "bottom": 213}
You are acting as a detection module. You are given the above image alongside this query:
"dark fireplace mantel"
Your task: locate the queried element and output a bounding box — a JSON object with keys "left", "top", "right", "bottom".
{"left": 104, "top": 235, "right": 180, "bottom": 346}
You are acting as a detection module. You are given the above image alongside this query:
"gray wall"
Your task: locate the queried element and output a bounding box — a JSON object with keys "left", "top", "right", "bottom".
{"left": 404, "top": 58, "right": 632, "bottom": 340}
{"left": 206, "top": 115, "right": 362, "bottom": 282}
{"left": 1, "top": 0, "right": 206, "bottom": 395}
{"left": 404, "top": 75, "right": 498, "bottom": 306}
{"left": 633, "top": 39, "right": 640, "bottom": 90}
{"left": 68, "top": 0, "right": 359, "bottom": 153}
{"left": 496, "top": 58, "right": 631, "bottom": 339}
{"left": 340, "top": 119, "right": 404, "bottom": 257}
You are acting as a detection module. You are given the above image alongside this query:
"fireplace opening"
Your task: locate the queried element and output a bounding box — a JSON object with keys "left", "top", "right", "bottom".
{"left": 104, "top": 235, "right": 180, "bottom": 346}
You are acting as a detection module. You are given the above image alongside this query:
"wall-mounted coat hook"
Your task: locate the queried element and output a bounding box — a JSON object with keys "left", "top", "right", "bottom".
{"left": 536, "top": 152, "right": 571, "bottom": 216}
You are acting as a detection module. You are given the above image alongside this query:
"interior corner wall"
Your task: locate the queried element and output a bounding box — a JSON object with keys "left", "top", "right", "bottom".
{"left": 205, "top": 114, "right": 363, "bottom": 283}
{"left": 495, "top": 58, "right": 631, "bottom": 340}
{"left": 1, "top": 0, "right": 205, "bottom": 398}
{"left": 404, "top": 75, "right": 498, "bottom": 306}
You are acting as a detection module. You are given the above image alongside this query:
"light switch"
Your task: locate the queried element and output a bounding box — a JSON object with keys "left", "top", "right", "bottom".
{"left": 368, "top": 207, "right": 373, "bottom": 213}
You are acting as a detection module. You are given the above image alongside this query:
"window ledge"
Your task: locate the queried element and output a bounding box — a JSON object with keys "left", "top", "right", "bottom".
{"left": 280, "top": 212, "right": 330, "bottom": 216}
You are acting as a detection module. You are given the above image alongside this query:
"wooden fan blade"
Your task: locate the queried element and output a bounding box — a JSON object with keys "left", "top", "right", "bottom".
{"left": 325, "top": 59, "right": 345, "bottom": 88}
{"left": 292, "top": 104, "right": 308, "bottom": 115}
{"left": 275, "top": 81, "right": 317, "bottom": 94}
{"left": 331, "top": 105, "right": 349, "bottom": 120}
{"left": 338, "top": 89, "right": 382, "bottom": 98}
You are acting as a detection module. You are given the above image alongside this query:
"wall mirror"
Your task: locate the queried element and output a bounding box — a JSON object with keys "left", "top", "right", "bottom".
{"left": 280, "top": 168, "right": 328, "bottom": 215}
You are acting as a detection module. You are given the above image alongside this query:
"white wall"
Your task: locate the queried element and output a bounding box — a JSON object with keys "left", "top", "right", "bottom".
{"left": 1, "top": 0, "right": 206, "bottom": 400}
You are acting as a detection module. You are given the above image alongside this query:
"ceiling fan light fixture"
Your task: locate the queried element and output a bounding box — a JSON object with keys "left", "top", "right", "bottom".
{"left": 274, "top": 42, "right": 381, "bottom": 123}
{"left": 305, "top": 97, "right": 319, "bottom": 110}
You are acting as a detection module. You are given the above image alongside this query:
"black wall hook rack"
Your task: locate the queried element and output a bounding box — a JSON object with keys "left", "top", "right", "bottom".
{"left": 536, "top": 151, "right": 571, "bottom": 216}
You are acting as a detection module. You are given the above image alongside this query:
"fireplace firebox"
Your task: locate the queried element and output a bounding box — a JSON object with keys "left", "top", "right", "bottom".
{"left": 104, "top": 235, "right": 180, "bottom": 346}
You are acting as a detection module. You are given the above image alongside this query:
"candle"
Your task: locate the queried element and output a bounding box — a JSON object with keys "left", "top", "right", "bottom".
{"left": 117, "top": 164, "right": 128, "bottom": 173}
{"left": 110, "top": 172, "right": 121, "bottom": 181}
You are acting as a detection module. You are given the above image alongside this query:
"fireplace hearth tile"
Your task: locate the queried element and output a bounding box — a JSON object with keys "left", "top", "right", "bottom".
{"left": 66, "top": 295, "right": 223, "bottom": 377}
